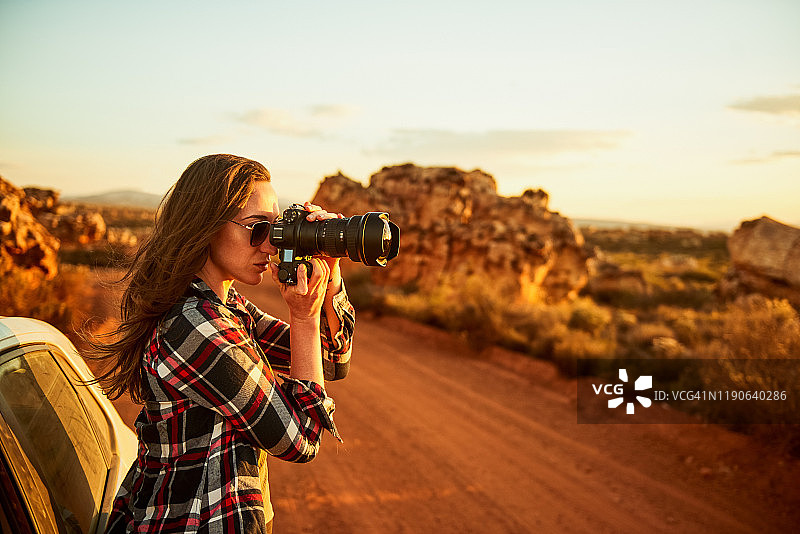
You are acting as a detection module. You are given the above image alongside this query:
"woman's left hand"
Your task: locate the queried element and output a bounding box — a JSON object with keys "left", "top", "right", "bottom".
{"left": 301, "top": 203, "right": 346, "bottom": 341}
{"left": 302, "top": 202, "right": 344, "bottom": 289}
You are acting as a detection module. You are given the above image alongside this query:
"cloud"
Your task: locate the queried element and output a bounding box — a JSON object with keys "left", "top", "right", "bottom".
{"left": 236, "top": 108, "right": 323, "bottom": 138}
{"left": 234, "top": 105, "right": 359, "bottom": 138}
{"left": 309, "top": 104, "right": 359, "bottom": 119}
{"left": 0, "top": 161, "right": 21, "bottom": 171}
{"left": 732, "top": 150, "right": 800, "bottom": 165}
{"left": 0, "top": 161, "right": 23, "bottom": 178}
{"left": 177, "top": 134, "right": 231, "bottom": 145}
{"left": 729, "top": 93, "right": 800, "bottom": 117}
{"left": 366, "top": 129, "right": 631, "bottom": 161}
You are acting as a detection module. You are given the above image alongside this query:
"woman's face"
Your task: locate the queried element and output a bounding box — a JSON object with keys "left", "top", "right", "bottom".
{"left": 205, "top": 180, "right": 280, "bottom": 288}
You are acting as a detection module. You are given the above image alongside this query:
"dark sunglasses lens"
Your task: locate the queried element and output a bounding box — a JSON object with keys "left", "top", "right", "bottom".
{"left": 250, "top": 221, "right": 270, "bottom": 246}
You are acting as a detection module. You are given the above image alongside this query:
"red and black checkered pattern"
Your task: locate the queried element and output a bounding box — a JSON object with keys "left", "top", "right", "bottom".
{"left": 105, "top": 278, "right": 354, "bottom": 533}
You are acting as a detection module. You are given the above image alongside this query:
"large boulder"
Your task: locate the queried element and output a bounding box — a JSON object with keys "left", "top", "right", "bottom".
{"left": 585, "top": 260, "right": 650, "bottom": 300}
{"left": 37, "top": 205, "right": 107, "bottom": 246}
{"left": 312, "top": 164, "right": 590, "bottom": 302}
{"left": 22, "top": 187, "right": 59, "bottom": 215}
{"left": 0, "top": 177, "right": 60, "bottom": 279}
{"left": 720, "top": 216, "right": 800, "bottom": 307}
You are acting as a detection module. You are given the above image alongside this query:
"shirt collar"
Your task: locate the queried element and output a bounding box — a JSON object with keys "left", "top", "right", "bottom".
{"left": 189, "top": 277, "right": 247, "bottom": 311}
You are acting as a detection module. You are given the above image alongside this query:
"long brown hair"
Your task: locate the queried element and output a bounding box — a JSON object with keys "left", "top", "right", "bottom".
{"left": 89, "top": 154, "right": 270, "bottom": 402}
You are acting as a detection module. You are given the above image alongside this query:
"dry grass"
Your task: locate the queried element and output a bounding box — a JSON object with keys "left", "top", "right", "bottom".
{"left": 346, "top": 226, "right": 800, "bottom": 454}
{"left": 0, "top": 266, "right": 113, "bottom": 346}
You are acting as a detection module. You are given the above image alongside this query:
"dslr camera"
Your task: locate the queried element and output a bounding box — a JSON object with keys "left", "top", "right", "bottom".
{"left": 270, "top": 204, "right": 400, "bottom": 285}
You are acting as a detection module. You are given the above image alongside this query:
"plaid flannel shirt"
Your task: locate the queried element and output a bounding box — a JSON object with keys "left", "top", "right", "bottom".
{"left": 105, "top": 278, "right": 355, "bottom": 534}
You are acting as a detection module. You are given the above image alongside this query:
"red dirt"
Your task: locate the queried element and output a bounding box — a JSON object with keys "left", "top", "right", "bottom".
{"left": 109, "top": 280, "right": 800, "bottom": 533}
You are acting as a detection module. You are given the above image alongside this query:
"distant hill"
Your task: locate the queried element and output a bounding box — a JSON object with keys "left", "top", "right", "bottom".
{"left": 61, "top": 190, "right": 716, "bottom": 231}
{"left": 65, "top": 190, "right": 163, "bottom": 209}
{"left": 573, "top": 218, "right": 682, "bottom": 231}
{"left": 65, "top": 189, "right": 302, "bottom": 212}
{"left": 573, "top": 218, "right": 731, "bottom": 233}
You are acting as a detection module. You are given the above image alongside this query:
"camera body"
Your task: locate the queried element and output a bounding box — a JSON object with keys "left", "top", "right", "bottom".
{"left": 269, "top": 204, "right": 400, "bottom": 285}
{"left": 269, "top": 205, "right": 316, "bottom": 285}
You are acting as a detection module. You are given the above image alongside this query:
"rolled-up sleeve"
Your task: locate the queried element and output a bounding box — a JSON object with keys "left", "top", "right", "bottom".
{"left": 321, "top": 286, "right": 355, "bottom": 360}
{"left": 320, "top": 284, "right": 355, "bottom": 380}
{"left": 155, "top": 301, "right": 340, "bottom": 463}
{"left": 244, "top": 284, "right": 355, "bottom": 381}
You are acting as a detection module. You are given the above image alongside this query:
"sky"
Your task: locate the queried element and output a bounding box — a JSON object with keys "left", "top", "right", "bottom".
{"left": 1, "top": 0, "right": 798, "bottom": 230}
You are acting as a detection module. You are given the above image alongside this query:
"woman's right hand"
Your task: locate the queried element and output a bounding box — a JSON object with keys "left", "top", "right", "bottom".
{"left": 269, "top": 258, "right": 331, "bottom": 321}
{"left": 270, "top": 258, "right": 329, "bottom": 385}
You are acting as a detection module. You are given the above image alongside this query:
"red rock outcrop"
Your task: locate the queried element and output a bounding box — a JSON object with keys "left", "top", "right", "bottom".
{"left": 0, "top": 177, "right": 60, "bottom": 279}
{"left": 719, "top": 216, "right": 800, "bottom": 307}
{"left": 311, "top": 164, "right": 590, "bottom": 302}
{"left": 37, "top": 205, "right": 107, "bottom": 246}
{"left": 22, "top": 187, "right": 60, "bottom": 215}
{"left": 585, "top": 260, "right": 650, "bottom": 299}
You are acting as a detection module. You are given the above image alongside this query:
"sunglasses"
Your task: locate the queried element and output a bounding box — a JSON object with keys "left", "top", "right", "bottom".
{"left": 228, "top": 219, "right": 271, "bottom": 247}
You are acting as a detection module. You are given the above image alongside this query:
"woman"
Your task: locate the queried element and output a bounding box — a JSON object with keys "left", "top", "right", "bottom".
{"left": 94, "top": 154, "right": 355, "bottom": 533}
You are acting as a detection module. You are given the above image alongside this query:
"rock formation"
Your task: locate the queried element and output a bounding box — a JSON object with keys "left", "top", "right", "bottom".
{"left": 585, "top": 260, "right": 650, "bottom": 300}
{"left": 37, "top": 205, "right": 107, "bottom": 246}
{"left": 720, "top": 216, "right": 800, "bottom": 307}
{"left": 1, "top": 176, "right": 60, "bottom": 279}
{"left": 23, "top": 187, "right": 59, "bottom": 215}
{"left": 16, "top": 186, "right": 109, "bottom": 247}
{"left": 311, "top": 164, "right": 590, "bottom": 302}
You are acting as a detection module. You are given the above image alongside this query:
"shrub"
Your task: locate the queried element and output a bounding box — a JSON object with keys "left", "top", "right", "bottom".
{"left": 381, "top": 274, "right": 619, "bottom": 364}
{"left": 339, "top": 267, "right": 387, "bottom": 314}
{"left": 713, "top": 295, "right": 800, "bottom": 358}
{"left": 680, "top": 295, "right": 800, "bottom": 454}
{"left": 506, "top": 305, "right": 569, "bottom": 359}
{"left": 389, "top": 275, "right": 508, "bottom": 351}
{"left": 0, "top": 266, "right": 107, "bottom": 344}
{"left": 553, "top": 331, "right": 617, "bottom": 372}
{"left": 659, "top": 307, "right": 701, "bottom": 346}
{"left": 624, "top": 322, "right": 675, "bottom": 355}
{"left": 567, "top": 298, "right": 611, "bottom": 334}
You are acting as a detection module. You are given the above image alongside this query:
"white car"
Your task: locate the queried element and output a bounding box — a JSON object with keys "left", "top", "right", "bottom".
{"left": 0, "top": 317, "right": 137, "bottom": 534}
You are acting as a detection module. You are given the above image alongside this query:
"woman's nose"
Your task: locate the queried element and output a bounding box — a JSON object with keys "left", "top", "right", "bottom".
{"left": 259, "top": 237, "right": 277, "bottom": 255}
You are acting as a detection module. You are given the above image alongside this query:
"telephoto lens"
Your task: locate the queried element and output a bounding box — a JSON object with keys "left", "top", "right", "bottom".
{"left": 269, "top": 204, "right": 400, "bottom": 285}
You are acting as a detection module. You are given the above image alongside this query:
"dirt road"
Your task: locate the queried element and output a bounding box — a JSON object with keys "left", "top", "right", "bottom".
{"left": 103, "top": 276, "right": 799, "bottom": 533}
{"left": 223, "top": 282, "right": 798, "bottom": 534}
